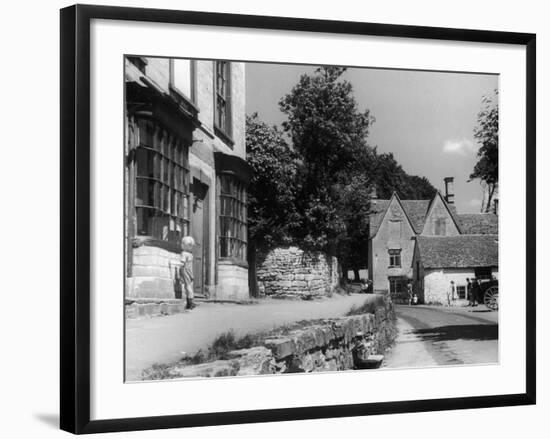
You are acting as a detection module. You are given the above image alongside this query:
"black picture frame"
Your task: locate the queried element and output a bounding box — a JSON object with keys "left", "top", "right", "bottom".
{"left": 60, "top": 4, "right": 536, "bottom": 434}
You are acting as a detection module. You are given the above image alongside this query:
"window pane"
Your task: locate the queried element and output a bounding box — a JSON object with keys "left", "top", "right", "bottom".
{"left": 171, "top": 163, "right": 176, "bottom": 188}
{"left": 136, "top": 148, "right": 152, "bottom": 178}
{"left": 162, "top": 158, "right": 170, "bottom": 184}
{"left": 172, "top": 190, "right": 177, "bottom": 216}
{"left": 136, "top": 207, "right": 152, "bottom": 236}
{"left": 172, "top": 59, "right": 192, "bottom": 99}
{"left": 153, "top": 153, "right": 161, "bottom": 179}
{"left": 139, "top": 120, "right": 154, "bottom": 148}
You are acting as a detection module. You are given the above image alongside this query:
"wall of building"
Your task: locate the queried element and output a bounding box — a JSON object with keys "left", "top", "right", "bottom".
{"left": 369, "top": 197, "right": 416, "bottom": 293}
{"left": 422, "top": 267, "right": 499, "bottom": 305}
{"left": 125, "top": 57, "right": 249, "bottom": 303}
{"left": 421, "top": 195, "right": 460, "bottom": 236}
{"left": 257, "top": 247, "right": 339, "bottom": 299}
{"left": 126, "top": 245, "right": 181, "bottom": 299}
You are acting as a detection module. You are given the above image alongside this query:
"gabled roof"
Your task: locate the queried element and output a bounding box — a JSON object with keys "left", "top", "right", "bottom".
{"left": 457, "top": 213, "right": 499, "bottom": 234}
{"left": 401, "top": 200, "right": 431, "bottom": 233}
{"left": 420, "top": 191, "right": 462, "bottom": 235}
{"left": 416, "top": 235, "right": 499, "bottom": 269}
{"left": 369, "top": 192, "right": 459, "bottom": 237}
{"left": 368, "top": 194, "right": 425, "bottom": 238}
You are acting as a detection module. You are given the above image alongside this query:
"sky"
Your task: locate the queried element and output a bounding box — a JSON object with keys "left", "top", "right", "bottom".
{"left": 245, "top": 62, "right": 498, "bottom": 214}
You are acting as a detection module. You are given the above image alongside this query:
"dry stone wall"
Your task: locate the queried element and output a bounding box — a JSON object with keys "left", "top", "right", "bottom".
{"left": 148, "top": 295, "right": 397, "bottom": 379}
{"left": 257, "top": 247, "right": 339, "bottom": 299}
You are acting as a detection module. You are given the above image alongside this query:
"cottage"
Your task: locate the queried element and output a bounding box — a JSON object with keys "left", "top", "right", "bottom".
{"left": 412, "top": 235, "right": 499, "bottom": 305}
{"left": 124, "top": 56, "right": 251, "bottom": 302}
{"left": 367, "top": 177, "right": 498, "bottom": 304}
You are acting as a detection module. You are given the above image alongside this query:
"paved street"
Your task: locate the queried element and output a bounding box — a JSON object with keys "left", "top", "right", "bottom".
{"left": 383, "top": 304, "right": 498, "bottom": 369}
{"left": 126, "top": 293, "right": 373, "bottom": 381}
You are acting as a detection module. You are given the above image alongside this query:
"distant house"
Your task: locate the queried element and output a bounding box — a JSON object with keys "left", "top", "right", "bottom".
{"left": 367, "top": 177, "right": 498, "bottom": 304}
{"left": 412, "top": 235, "right": 499, "bottom": 305}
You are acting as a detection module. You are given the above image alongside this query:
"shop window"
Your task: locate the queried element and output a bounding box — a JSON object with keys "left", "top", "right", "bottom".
{"left": 135, "top": 118, "right": 190, "bottom": 245}
{"left": 219, "top": 174, "right": 247, "bottom": 261}
{"left": 456, "top": 285, "right": 466, "bottom": 299}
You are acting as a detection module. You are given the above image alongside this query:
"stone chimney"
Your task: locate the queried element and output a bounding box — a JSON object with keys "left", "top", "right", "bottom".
{"left": 370, "top": 185, "right": 378, "bottom": 200}
{"left": 444, "top": 177, "right": 454, "bottom": 204}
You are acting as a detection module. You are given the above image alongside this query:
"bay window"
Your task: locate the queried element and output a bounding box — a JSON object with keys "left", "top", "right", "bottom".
{"left": 135, "top": 118, "right": 190, "bottom": 245}
{"left": 219, "top": 174, "right": 247, "bottom": 261}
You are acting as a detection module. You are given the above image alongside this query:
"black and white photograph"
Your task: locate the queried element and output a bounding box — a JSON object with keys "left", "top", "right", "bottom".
{"left": 124, "top": 56, "right": 499, "bottom": 381}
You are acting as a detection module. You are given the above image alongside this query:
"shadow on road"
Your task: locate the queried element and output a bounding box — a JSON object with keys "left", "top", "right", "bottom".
{"left": 412, "top": 324, "right": 498, "bottom": 343}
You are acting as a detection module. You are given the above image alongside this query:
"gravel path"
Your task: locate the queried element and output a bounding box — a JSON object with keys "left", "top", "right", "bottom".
{"left": 125, "top": 293, "right": 374, "bottom": 381}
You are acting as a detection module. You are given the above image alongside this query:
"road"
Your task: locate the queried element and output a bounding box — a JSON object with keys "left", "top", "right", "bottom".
{"left": 383, "top": 305, "right": 498, "bottom": 369}
{"left": 126, "top": 293, "right": 373, "bottom": 381}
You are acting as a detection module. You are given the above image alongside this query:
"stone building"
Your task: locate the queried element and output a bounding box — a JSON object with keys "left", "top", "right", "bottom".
{"left": 367, "top": 177, "right": 498, "bottom": 303}
{"left": 124, "top": 56, "right": 251, "bottom": 302}
{"left": 412, "top": 235, "right": 499, "bottom": 305}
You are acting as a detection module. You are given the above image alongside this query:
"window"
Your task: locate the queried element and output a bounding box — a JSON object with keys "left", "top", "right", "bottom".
{"left": 389, "top": 277, "right": 406, "bottom": 295}
{"left": 219, "top": 174, "right": 247, "bottom": 261}
{"left": 456, "top": 285, "right": 466, "bottom": 300}
{"left": 435, "top": 217, "right": 447, "bottom": 235}
{"left": 388, "top": 249, "right": 401, "bottom": 267}
{"left": 135, "top": 118, "right": 190, "bottom": 245}
{"left": 214, "top": 61, "right": 231, "bottom": 137}
{"left": 170, "top": 59, "right": 194, "bottom": 101}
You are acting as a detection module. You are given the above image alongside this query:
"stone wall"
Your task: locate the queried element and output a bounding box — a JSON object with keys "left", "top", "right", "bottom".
{"left": 147, "top": 295, "right": 397, "bottom": 379}
{"left": 126, "top": 244, "right": 182, "bottom": 300}
{"left": 256, "top": 247, "right": 339, "bottom": 299}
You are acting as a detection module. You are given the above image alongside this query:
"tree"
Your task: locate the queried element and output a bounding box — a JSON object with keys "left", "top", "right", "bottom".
{"left": 246, "top": 113, "right": 300, "bottom": 248}
{"left": 470, "top": 90, "right": 498, "bottom": 212}
{"left": 279, "top": 66, "right": 375, "bottom": 251}
{"left": 245, "top": 114, "right": 301, "bottom": 296}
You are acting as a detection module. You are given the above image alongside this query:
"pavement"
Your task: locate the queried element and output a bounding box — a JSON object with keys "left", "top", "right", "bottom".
{"left": 383, "top": 304, "right": 498, "bottom": 369}
{"left": 125, "top": 293, "right": 374, "bottom": 381}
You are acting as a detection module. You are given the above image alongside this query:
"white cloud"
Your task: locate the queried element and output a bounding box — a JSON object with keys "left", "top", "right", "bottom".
{"left": 443, "top": 138, "right": 476, "bottom": 156}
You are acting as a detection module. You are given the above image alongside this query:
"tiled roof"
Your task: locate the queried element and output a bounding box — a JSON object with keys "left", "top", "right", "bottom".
{"left": 457, "top": 213, "right": 499, "bottom": 234}
{"left": 369, "top": 199, "right": 391, "bottom": 237}
{"left": 401, "top": 200, "right": 431, "bottom": 233}
{"left": 416, "top": 235, "right": 499, "bottom": 269}
{"left": 369, "top": 192, "right": 493, "bottom": 238}
{"left": 369, "top": 197, "right": 439, "bottom": 236}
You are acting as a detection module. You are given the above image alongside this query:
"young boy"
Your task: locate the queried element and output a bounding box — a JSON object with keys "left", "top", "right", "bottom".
{"left": 180, "top": 236, "right": 196, "bottom": 310}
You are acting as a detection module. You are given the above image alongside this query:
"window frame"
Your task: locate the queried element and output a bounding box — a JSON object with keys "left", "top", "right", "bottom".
{"left": 213, "top": 60, "right": 233, "bottom": 145}
{"left": 218, "top": 173, "right": 247, "bottom": 263}
{"left": 456, "top": 285, "right": 467, "bottom": 300}
{"left": 134, "top": 117, "right": 191, "bottom": 246}
{"left": 388, "top": 248, "right": 402, "bottom": 268}
{"left": 169, "top": 58, "right": 197, "bottom": 105}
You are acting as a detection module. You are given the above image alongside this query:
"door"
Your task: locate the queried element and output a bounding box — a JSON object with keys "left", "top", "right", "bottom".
{"left": 191, "top": 179, "right": 208, "bottom": 297}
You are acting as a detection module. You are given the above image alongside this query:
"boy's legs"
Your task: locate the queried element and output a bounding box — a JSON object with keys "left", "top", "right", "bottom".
{"left": 185, "top": 281, "right": 195, "bottom": 309}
